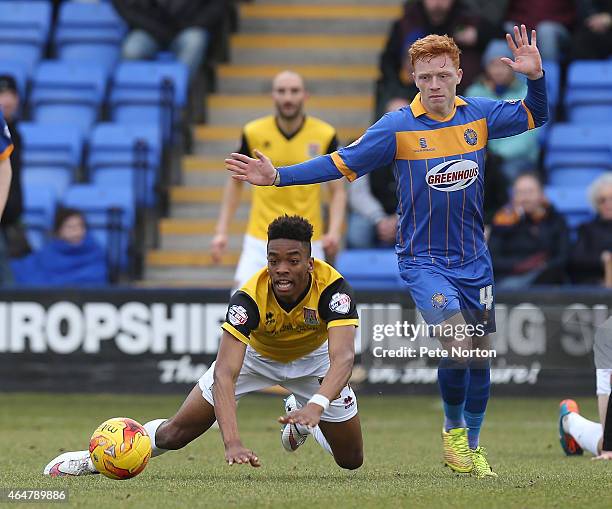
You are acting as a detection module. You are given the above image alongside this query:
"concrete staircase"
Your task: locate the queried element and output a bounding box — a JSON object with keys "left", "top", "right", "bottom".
{"left": 144, "top": 0, "right": 402, "bottom": 287}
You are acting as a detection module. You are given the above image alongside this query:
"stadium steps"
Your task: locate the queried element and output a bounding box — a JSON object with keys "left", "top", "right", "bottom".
{"left": 144, "top": 0, "right": 400, "bottom": 286}
{"left": 217, "top": 65, "right": 379, "bottom": 95}
{"left": 230, "top": 34, "right": 385, "bottom": 65}
{"left": 239, "top": 4, "right": 400, "bottom": 34}
{"left": 207, "top": 94, "right": 373, "bottom": 125}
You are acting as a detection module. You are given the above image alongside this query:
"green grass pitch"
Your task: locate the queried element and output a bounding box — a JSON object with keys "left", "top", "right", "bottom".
{"left": 0, "top": 393, "right": 610, "bottom": 509}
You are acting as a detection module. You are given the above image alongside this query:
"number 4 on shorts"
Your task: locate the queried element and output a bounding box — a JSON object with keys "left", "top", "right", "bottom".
{"left": 479, "top": 285, "right": 493, "bottom": 310}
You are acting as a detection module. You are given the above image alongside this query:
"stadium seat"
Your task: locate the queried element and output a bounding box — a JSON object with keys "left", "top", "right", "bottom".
{"left": 545, "top": 186, "right": 594, "bottom": 230}
{"left": 18, "top": 122, "right": 83, "bottom": 181}
{"left": 0, "top": 1, "right": 52, "bottom": 74}
{"left": 336, "top": 249, "right": 403, "bottom": 290}
{"left": 22, "top": 166, "right": 71, "bottom": 197}
{"left": 22, "top": 183, "right": 56, "bottom": 250}
{"left": 87, "top": 123, "right": 162, "bottom": 207}
{"left": 54, "top": 1, "right": 127, "bottom": 72}
{"left": 565, "top": 60, "right": 612, "bottom": 123}
{"left": 544, "top": 124, "right": 612, "bottom": 173}
{"left": 547, "top": 168, "right": 608, "bottom": 188}
{"left": 62, "top": 184, "right": 135, "bottom": 272}
{"left": 109, "top": 61, "right": 189, "bottom": 143}
{"left": 30, "top": 61, "right": 108, "bottom": 134}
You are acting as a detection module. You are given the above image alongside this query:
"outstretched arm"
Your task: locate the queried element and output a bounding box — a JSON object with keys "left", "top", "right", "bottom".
{"left": 213, "top": 331, "right": 260, "bottom": 467}
{"left": 0, "top": 158, "right": 12, "bottom": 221}
{"left": 279, "top": 325, "right": 356, "bottom": 428}
{"left": 225, "top": 114, "right": 398, "bottom": 187}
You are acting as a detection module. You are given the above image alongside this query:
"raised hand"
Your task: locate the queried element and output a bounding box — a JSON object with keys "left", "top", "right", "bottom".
{"left": 501, "top": 24, "right": 543, "bottom": 80}
{"left": 225, "top": 149, "right": 277, "bottom": 186}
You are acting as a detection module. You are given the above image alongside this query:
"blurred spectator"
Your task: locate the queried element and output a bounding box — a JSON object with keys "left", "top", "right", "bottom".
{"left": 569, "top": 174, "right": 612, "bottom": 285}
{"left": 466, "top": 41, "right": 540, "bottom": 180}
{"left": 569, "top": 0, "right": 612, "bottom": 60}
{"left": 11, "top": 208, "right": 108, "bottom": 286}
{"left": 0, "top": 75, "right": 27, "bottom": 285}
{"left": 112, "top": 0, "right": 226, "bottom": 78}
{"left": 489, "top": 173, "right": 569, "bottom": 288}
{"left": 347, "top": 98, "right": 406, "bottom": 249}
{"left": 483, "top": 152, "right": 509, "bottom": 228}
{"left": 504, "top": 0, "right": 577, "bottom": 61}
{"left": 377, "top": 0, "right": 499, "bottom": 116}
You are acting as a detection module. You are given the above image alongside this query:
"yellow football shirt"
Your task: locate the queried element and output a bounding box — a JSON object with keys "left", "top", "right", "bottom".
{"left": 221, "top": 259, "right": 358, "bottom": 363}
{"left": 239, "top": 115, "right": 338, "bottom": 241}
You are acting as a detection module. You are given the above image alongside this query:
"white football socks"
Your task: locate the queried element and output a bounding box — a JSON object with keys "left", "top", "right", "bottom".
{"left": 143, "top": 419, "right": 169, "bottom": 457}
{"left": 563, "top": 413, "right": 602, "bottom": 456}
{"left": 307, "top": 425, "right": 333, "bottom": 455}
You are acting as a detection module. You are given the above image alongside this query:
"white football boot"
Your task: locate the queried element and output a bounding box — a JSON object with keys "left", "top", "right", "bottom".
{"left": 43, "top": 451, "right": 98, "bottom": 477}
{"left": 281, "top": 394, "right": 309, "bottom": 452}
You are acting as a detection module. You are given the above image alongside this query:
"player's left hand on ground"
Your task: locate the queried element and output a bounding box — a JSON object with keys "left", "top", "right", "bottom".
{"left": 592, "top": 450, "right": 612, "bottom": 460}
{"left": 501, "top": 24, "right": 543, "bottom": 80}
{"left": 225, "top": 150, "right": 277, "bottom": 186}
{"left": 279, "top": 403, "right": 324, "bottom": 428}
{"left": 322, "top": 232, "right": 341, "bottom": 258}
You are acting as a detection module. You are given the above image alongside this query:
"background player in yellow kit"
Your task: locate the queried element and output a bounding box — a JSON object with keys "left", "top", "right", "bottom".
{"left": 211, "top": 71, "right": 346, "bottom": 290}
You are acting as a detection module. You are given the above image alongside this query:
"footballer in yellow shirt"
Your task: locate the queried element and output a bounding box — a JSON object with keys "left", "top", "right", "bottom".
{"left": 43, "top": 216, "right": 363, "bottom": 476}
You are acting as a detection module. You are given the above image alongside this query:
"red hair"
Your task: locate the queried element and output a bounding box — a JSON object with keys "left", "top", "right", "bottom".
{"left": 409, "top": 34, "right": 461, "bottom": 69}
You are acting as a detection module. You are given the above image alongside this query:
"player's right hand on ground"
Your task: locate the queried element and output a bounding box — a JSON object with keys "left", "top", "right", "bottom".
{"left": 211, "top": 233, "right": 228, "bottom": 264}
{"left": 225, "top": 150, "right": 277, "bottom": 186}
{"left": 224, "top": 442, "right": 261, "bottom": 467}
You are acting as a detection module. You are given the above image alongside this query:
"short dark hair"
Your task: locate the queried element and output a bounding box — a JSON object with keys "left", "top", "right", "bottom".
{"left": 0, "top": 75, "right": 18, "bottom": 95}
{"left": 53, "top": 207, "right": 86, "bottom": 234}
{"left": 267, "top": 215, "right": 313, "bottom": 254}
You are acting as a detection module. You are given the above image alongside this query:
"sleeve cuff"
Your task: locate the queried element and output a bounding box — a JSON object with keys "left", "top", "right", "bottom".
{"left": 327, "top": 319, "right": 359, "bottom": 329}
{"left": 221, "top": 323, "right": 250, "bottom": 345}
{"left": 330, "top": 152, "right": 357, "bottom": 182}
{"left": 0, "top": 144, "right": 13, "bottom": 161}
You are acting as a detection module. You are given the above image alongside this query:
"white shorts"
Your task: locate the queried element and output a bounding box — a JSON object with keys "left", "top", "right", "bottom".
{"left": 233, "top": 234, "right": 325, "bottom": 291}
{"left": 198, "top": 342, "right": 358, "bottom": 423}
{"left": 596, "top": 369, "right": 612, "bottom": 396}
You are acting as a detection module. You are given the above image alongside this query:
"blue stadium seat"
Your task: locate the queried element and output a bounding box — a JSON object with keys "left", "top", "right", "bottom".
{"left": 30, "top": 61, "right": 108, "bottom": 134}
{"left": 62, "top": 184, "right": 135, "bottom": 271}
{"left": 22, "top": 166, "right": 71, "bottom": 197}
{"left": 0, "top": 1, "right": 52, "bottom": 73}
{"left": 22, "top": 183, "right": 56, "bottom": 250}
{"left": 547, "top": 168, "right": 608, "bottom": 188}
{"left": 110, "top": 61, "right": 189, "bottom": 143}
{"left": 545, "top": 186, "right": 594, "bottom": 230}
{"left": 544, "top": 124, "right": 612, "bottom": 173}
{"left": 0, "top": 60, "right": 28, "bottom": 98}
{"left": 87, "top": 123, "right": 162, "bottom": 207}
{"left": 542, "top": 60, "right": 560, "bottom": 114}
{"left": 565, "top": 60, "right": 612, "bottom": 123}
{"left": 54, "top": 1, "right": 127, "bottom": 72}
{"left": 18, "top": 122, "right": 83, "bottom": 180}
{"left": 336, "top": 249, "right": 402, "bottom": 290}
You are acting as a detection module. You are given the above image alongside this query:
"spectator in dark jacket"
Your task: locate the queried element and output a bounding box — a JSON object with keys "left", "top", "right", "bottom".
{"left": 378, "top": 0, "right": 499, "bottom": 115}
{"left": 112, "top": 0, "right": 226, "bottom": 78}
{"left": 11, "top": 208, "right": 108, "bottom": 287}
{"left": 569, "top": 174, "right": 612, "bottom": 285}
{"left": 489, "top": 173, "right": 570, "bottom": 288}
{"left": 347, "top": 98, "right": 405, "bottom": 249}
{"left": 0, "top": 75, "right": 25, "bottom": 285}
{"left": 569, "top": 0, "right": 612, "bottom": 60}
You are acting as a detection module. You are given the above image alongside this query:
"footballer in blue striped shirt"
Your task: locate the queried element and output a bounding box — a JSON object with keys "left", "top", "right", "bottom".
{"left": 226, "top": 25, "right": 548, "bottom": 478}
